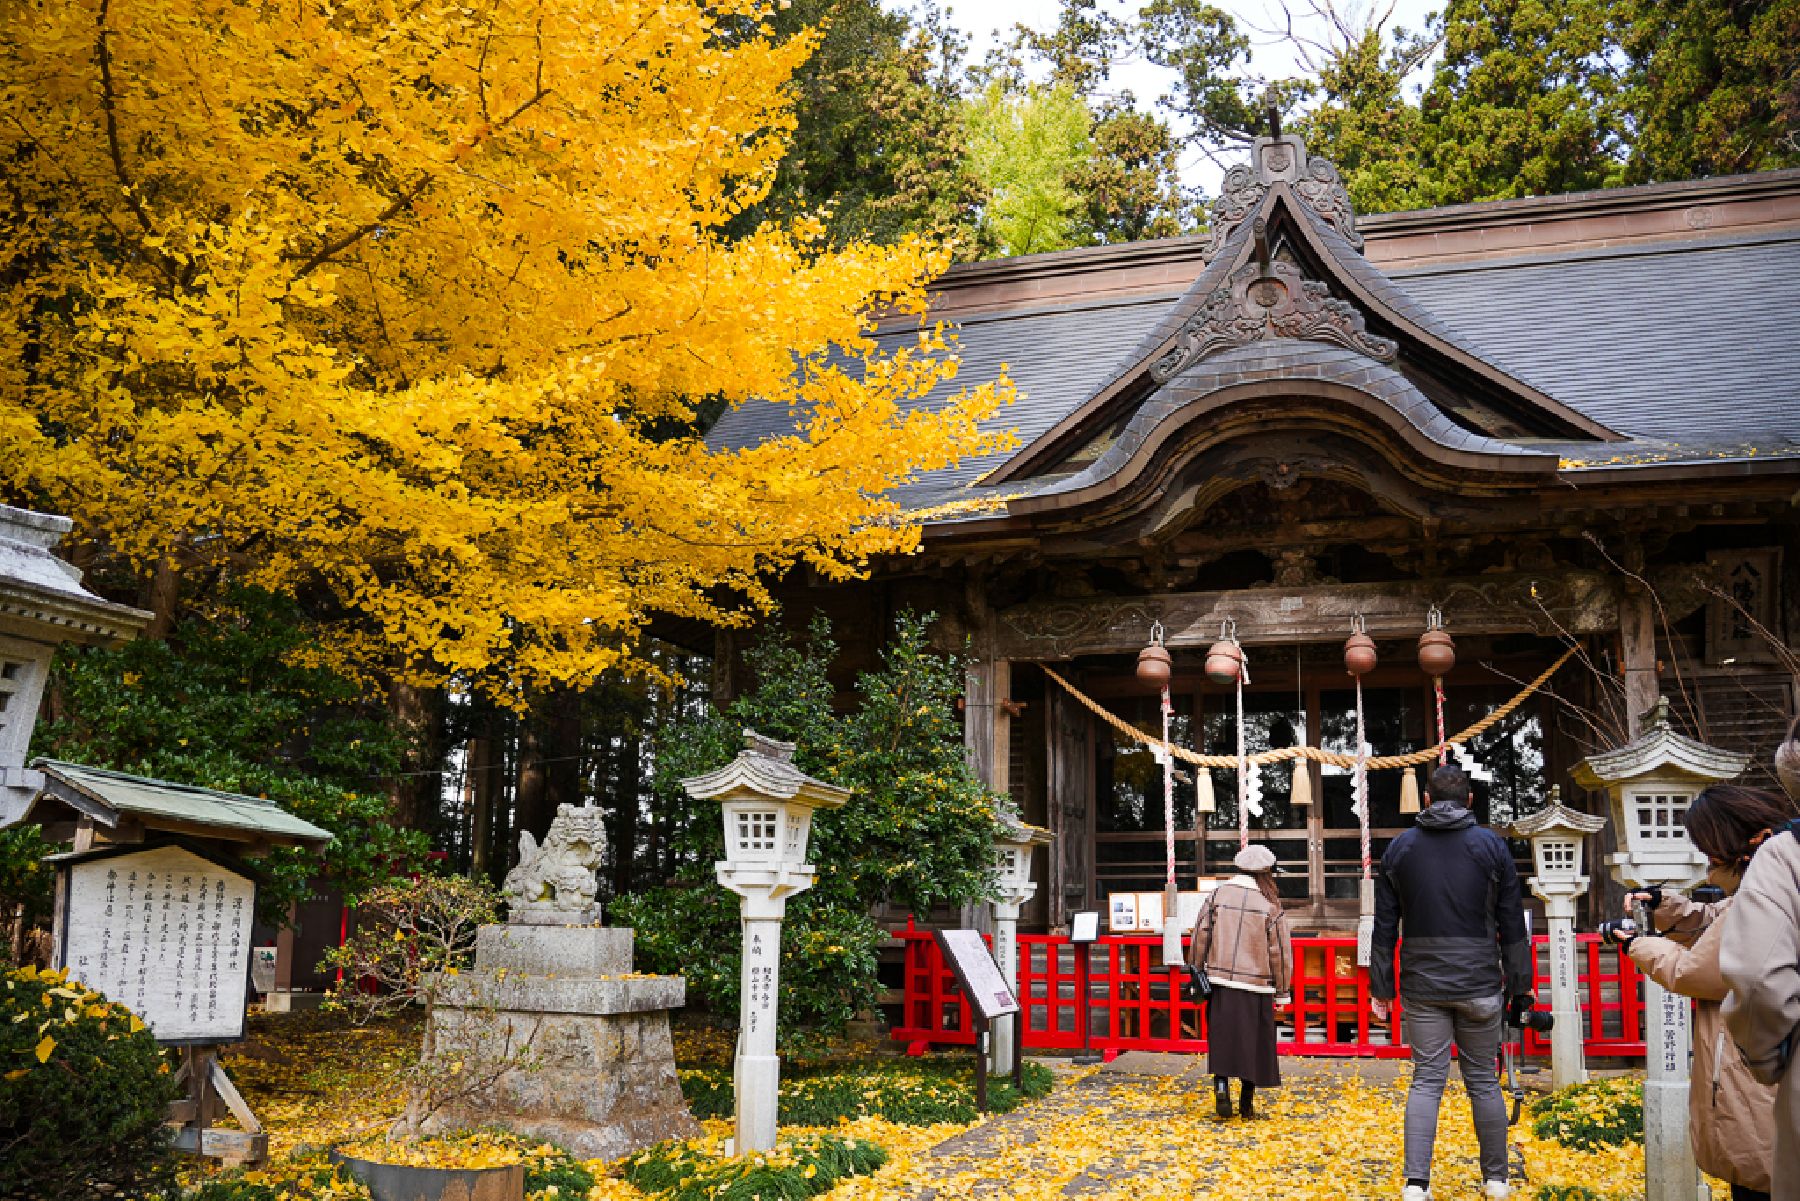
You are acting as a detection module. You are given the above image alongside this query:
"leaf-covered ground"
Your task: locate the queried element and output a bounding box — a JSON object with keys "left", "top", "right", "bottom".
{"left": 205, "top": 1010, "right": 1706, "bottom": 1201}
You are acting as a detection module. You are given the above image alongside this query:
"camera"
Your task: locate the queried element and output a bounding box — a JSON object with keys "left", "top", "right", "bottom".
{"left": 1597, "top": 916, "right": 1639, "bottom": 946}
{"left": 1507, "top": 993, "right": 1554, "bottom": 1033}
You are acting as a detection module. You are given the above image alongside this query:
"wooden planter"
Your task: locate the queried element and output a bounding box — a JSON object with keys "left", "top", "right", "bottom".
{"left": 329, "top": 1150, "right": 526, "bottom": 1201}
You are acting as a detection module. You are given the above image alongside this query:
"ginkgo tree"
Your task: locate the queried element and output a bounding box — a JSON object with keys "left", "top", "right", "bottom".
{"left": 0, "top": 0, "right": 1014, "bottom": 697}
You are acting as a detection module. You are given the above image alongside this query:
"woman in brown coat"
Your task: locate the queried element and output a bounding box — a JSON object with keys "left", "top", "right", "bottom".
{"left": 1611, "top": 784, "right": 1795, "bottom": 1200}
{"left": 1188, "top": 843, "right": 1293, "bottom": 1119}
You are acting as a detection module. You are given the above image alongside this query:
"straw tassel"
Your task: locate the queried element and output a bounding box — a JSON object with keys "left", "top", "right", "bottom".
{"left": 1290, "top": 761, "right": 1313, "bottom": 807}
{"left": 1399, "top": 765, "right": 1422, "bottom": 814}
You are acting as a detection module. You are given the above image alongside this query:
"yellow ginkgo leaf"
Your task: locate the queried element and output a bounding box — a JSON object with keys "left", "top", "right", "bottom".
{"left": 34, "top": 1035, "right": 54, "bottom": 1063}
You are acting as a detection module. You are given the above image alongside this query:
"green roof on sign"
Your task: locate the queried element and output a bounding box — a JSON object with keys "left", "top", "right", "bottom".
{"left": 25, "top": 759, "right": 334, "bottom": 847}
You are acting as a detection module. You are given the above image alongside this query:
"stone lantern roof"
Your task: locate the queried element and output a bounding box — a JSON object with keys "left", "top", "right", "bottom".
{"left": 997, "top": 806, "right": 1053, "bottom": 847}
{"left": 1505, "top": 790, "right": 1608, "bottom": 840}
{"left": 1571, "top": 699, "right": 1751, "bottom": 788}
{"left": 678, "top": 730, "right": 850, "bottom": 810}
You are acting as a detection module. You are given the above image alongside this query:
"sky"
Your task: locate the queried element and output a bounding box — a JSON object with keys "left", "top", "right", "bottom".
{"left": 907, "top": 0, "right": 1441, "bottom": 194}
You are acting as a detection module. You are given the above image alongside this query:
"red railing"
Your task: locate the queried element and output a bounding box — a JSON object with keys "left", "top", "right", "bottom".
{"left": 893, "top": 921, "right": 1647, "bottom": 1059}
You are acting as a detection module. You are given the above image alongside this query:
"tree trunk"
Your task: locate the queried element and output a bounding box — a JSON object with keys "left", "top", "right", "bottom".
{"left": 544, "top": 691, "right": 583, "bottom": 811}
{"left": 387, "top": 679, "right": 446, "bottom": 832}
{"left": 514, "top": 720, "right": 548, "bottom": 849}
{"left": 141, "top": 557, "right": 181, "bottom": 640}
{"left": 612, "top": 733, "right": 642, "bottom": 897}
{"left": 469, "top": 734, "right": 500, "bottom": 879}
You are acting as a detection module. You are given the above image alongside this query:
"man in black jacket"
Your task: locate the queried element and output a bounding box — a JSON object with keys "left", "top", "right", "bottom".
{"left": 1370, "top": 765, "right": 1532, "bottom": 1200}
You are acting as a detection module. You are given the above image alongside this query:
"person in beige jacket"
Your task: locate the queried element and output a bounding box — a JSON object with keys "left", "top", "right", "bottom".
{"left": 1717, "top": 783, "right": 1800, "bottom": 1201}
{"left": 1616, "top": 866, "right": 1776, "bottom": 1198}
{"left": 1187, "top": 844, "right": 1293, "bottom": 1119}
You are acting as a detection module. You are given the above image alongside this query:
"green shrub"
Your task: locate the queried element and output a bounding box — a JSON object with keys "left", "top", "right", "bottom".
{"left": 0, "top": 966, "right": 183, "bottom": 1200}
{"left": 1535, "top": 1187, "right": 1606, "bottom": 1201}
{"left": 680, "top": 1059, "right": 1054, "bottom": 1125}
{"left": 1529, "top": 1078, "right": 1644, "bottom": 1151}
{"left": 625, "top": 1132, "right": 887, "bottom": 1201}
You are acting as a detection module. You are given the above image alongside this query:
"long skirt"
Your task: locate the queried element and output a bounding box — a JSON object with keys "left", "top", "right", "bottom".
{"left": 1206, "top": 985, "right": 1281, "bottom": 1087}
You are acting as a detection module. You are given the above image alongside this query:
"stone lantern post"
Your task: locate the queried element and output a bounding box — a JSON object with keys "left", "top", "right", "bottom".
{"left": 681, "top": 731, "right": 849, "bottom": 1154}
{"left": 1572, "top": 698, "right": 1748, "bottom": 1201}
{"left": 991, "top": 811, "right": 1052, "bottom": 1076}
{"left": 1505, "top": 787, "right": 1607, "bottom": 1089}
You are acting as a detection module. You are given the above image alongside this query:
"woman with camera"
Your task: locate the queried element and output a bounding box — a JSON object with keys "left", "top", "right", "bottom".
{"left": 1602, "top": 783, "right": 1794, "bottom": 1201}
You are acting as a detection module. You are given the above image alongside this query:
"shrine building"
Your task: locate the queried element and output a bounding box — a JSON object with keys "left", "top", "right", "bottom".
{"left": 705, "top": 137, "right": 1800, "bottom": 934}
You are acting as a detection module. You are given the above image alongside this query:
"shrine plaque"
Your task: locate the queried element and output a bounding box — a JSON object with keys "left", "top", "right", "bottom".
{"left": 933, "top": 929, "right": 1019, "bottom": 1021}
{"left": 56, "top": 844, "right": 256, "bottom": 1044}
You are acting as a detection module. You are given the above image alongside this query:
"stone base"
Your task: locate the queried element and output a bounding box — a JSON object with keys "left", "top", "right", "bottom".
{"left": 419, "top": 925, "right": 697, "bottom": 1161}
{"left": 422, "top": 1005, "right": 698, "bottom": 1160}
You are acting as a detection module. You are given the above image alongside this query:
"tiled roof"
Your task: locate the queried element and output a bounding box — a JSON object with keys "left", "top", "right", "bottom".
{"left": 705, "top": 211, "right": 1800, "bottom": 515}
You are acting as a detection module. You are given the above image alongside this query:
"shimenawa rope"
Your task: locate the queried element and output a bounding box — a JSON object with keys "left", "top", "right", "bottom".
{"left": 1039, "top": 644, "right": 1577, "bottom": 773}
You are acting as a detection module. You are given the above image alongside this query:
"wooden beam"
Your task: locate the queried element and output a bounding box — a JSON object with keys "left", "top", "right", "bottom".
{"left": 1620, "top": 587, "right": 1659, "bottom": 738}
{"left": 993, "top": 571, "right": 1616, "bottom": 660}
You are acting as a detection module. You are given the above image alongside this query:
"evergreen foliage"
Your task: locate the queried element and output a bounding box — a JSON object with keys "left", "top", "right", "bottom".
{"left": 625, "top": 1132, "right": 888, "bottom": 1201}
{"left": 615, "top": 614, "right": 1005, "bottom": 1033}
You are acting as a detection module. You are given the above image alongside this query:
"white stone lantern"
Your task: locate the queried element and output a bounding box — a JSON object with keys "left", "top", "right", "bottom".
{"left": 1505, "top": 788, "right": 1606, "bottom": 1089}
{"left": 990, "top": 810, "right": 1052, "bottom": 1075}
{"left": 1572, "top": 697, "right": 1747, "bottom": 1201}
{"left": 682, "top": 730, "right": 849, "bottom": 1155}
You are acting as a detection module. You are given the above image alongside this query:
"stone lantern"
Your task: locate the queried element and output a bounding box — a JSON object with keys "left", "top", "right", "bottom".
{"left": 681, "top": 731, "right": 849, "bottom": 1154}
{"left": 990, "top": 810, "right": 1052, "bottom": 1076}
{"left": 1573, "top": 698, "right": 1747, "bottom": 1201}
{"left": 1506, "top": 788, "right": 1606, "bottom": 1089}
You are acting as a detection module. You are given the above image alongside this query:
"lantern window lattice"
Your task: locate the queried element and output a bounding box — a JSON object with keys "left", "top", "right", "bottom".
{"left": 782, "top": 812, "right": 809, "bottom": 862}
{"left": 1538, "top": 839, "right": 1578, "bottom": 876}
{"left": 1632, "top": 791, "right": 1691, "bottom": 841}
{"left": 734, "top": 809, "right": 781, "bottom": 858}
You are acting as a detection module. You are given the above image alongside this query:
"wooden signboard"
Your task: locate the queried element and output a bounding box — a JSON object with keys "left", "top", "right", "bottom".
{"left": 54, "top": 843, "right": 256, "bottom": 1045}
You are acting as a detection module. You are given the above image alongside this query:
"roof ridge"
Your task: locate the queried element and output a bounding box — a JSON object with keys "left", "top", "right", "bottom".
{"left": 33, "top": 758, "right": 290, "bottom": 808}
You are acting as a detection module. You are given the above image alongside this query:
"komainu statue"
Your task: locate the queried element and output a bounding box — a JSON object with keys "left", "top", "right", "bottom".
{"left": 503, "top": 802, "right": 606, "bottom": 925}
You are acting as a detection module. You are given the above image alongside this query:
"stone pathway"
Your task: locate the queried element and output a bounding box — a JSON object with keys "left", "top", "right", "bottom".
{"left": 907, "top": 1054, "right": 1467, "bottom": 1201}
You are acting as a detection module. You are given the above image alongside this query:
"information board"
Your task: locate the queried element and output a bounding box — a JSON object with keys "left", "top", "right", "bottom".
{"left": 57, "top": 844, "right": 255, "bottom": 1044}
{"left": 933, "top": 929, "right": 1019, "bottom": 1020}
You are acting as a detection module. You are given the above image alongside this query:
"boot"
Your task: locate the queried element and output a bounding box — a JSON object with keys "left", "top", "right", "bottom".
{"left": 1213, "top": 1075, "right": 1232, "bottom": 1119}
{"left": 1238, "top": 1081, "right": 1256, "bottom": 1119}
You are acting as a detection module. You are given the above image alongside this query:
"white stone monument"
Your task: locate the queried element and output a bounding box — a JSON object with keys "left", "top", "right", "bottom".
{"left": 1506, "top": 788, "right": 1607, "bottom": 1089}
{"left": 682, "top": 731, "right": 849, "bottom": 1155}
{"left": 1573, "top": 698, "right": 1747, "bottom": 1201}
{"left": 990, "top": 811, "right": 1051, "bottom": 1076}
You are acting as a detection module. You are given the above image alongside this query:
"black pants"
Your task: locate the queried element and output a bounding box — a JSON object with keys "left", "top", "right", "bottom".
{"left": 1730, "top": 1185, "right": 1769, "bottom": 1201}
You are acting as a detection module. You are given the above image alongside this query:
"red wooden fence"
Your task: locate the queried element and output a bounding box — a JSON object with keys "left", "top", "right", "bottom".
{"left": 892, "top": 921, "right": 1647, "bottom": 1059}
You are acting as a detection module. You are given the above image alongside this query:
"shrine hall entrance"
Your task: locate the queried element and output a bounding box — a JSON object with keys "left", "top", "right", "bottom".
{"left": 1070, "top": 645, "right": 1557, "bottom": 927}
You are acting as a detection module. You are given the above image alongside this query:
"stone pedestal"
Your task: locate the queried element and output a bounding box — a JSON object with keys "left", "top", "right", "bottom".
{"left": 991, "top": 899, "right": 1023, "bottom": 1076}
{"left": 1534, "top": 889, "right": 1589, "bottom": 1089}
{"left": 1643, "top": 978, "right": 1709, "bottom": 1201}
{"left": 421, "top": 925, "right": 697, "bottom": 1160}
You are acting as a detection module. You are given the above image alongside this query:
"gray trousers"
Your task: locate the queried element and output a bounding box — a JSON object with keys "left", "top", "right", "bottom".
{"left": 1402, "top": 993, "right": 1509, "bottom": 1184}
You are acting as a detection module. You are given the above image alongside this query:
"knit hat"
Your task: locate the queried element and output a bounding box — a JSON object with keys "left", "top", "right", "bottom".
{"left": 1234, "top": 844, "right": 1277, "bottom": 874}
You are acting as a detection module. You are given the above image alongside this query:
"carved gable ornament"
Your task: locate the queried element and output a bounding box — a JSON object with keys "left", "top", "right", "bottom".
{"left": 1151, "top": 229, "right": 1397, "bottom": 383}
{"left": 1200, "top": 134, "right": 1363, "bottom": 261}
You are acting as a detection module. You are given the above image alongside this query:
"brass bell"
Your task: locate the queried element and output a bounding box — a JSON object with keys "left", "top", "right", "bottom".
{"left": 1344, "top": 615, "right": 1377, "bottom": 677}
{"left": 1136, "top": 621, "right": 1172, "bottom": 691}
{"left": 1417, "top": 606, "right": 1455, "bottom": 678}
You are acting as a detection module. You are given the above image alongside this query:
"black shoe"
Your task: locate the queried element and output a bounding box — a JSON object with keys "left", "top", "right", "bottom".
{"left": 1238, "top": 1082, "right": 1256, "bottom": 1119}
{"left": 1214, "top": 1077, "right": 1232, "bottom": 1119}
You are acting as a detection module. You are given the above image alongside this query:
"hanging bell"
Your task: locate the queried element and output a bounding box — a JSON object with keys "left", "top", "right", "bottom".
{"left": 1344, "top": 615, "right": 1377, "bottom": 677}
{"left": 1417, "top": 606, "right": 1456, "bottom": 678}
{"left": 1197, "top": 768, "right": 1217, "bottom": 813}
{"left": 1290, "top": 760, "right": 1314, "bottom": 806}
{"left": 1205, "top": 618, "right": 1244, "bottom": 685}
{"left": 1399, "top": 765, "right": 1422, "bottom": 814}
{"left": 1136, "top": 621, "right": 1172, "bottom": 692}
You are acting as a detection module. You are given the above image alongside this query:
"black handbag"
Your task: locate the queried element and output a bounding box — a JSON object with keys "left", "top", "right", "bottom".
{"left": 1181, "top": 962, "right": 1213, "bottom": 1003}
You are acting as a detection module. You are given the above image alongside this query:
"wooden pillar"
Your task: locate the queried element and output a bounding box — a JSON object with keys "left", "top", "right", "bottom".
{"left": 1046, "top": 683, "right": 1093, "bottom": 930}
{"left": 1621, "top": 588, "right": 1659, "bottom": 738}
